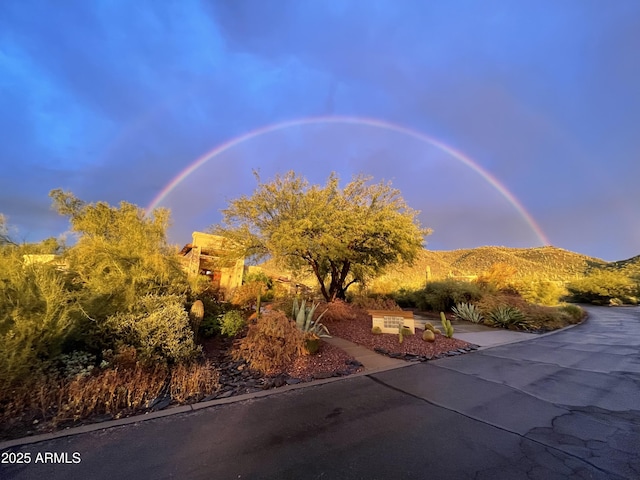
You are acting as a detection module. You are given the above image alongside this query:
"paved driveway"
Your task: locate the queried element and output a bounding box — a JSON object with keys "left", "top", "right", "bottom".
{"left": 1, "top": 306, "right": 638, "bottom": 479}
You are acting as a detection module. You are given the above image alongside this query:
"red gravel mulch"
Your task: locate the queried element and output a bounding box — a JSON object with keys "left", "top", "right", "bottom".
{"left": 283, "top": 342, "right": 360, "bottom": 381}
{"left": 324, "top": 308, "right": 472, "bottom": 357}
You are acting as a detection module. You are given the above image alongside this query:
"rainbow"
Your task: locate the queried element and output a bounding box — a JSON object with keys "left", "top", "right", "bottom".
{"left": 147, "top": 115, "right": 550, "bottom": 246}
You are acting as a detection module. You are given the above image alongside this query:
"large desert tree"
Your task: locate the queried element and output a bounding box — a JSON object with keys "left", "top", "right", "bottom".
{"left": 213, "top": 171, "right": 430, "bottom": 301}
{"left": 49, "top": 189, "right": 189, "bottom": 319}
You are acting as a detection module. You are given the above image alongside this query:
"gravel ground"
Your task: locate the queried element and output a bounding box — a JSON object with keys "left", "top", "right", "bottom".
{"left": 324, "top": 312, "right": 472, "bottom": 357}
{"left": 283, "top": 342, "right": 362, "bottom": 381}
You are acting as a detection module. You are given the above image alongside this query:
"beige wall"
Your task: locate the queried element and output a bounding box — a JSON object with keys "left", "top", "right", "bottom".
{"left": 190, "top": 232, "right": 244, "bottom": 292}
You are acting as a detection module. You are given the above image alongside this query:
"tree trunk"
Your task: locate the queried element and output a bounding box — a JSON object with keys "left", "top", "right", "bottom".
{"left": 308, "top": 258, "right": 331, "bottom": 302}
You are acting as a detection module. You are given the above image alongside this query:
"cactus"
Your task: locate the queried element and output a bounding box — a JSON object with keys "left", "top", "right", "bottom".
{"left": 422, "top": 329, "right": 435, "bottom": 342}
{"left": 397, "top": 325, "right": 412, "bottom": 343}
{"left": 423, "top": 322, "right": 438, "bottom": 334}
{"left": 440, "top": 311, "right": 454, "bottom": 338}
{"left": 189, "top": 300, "right": 204, "bottom": 340}
{"left": 371, "top": 326, "right": 383, "bottom": 335}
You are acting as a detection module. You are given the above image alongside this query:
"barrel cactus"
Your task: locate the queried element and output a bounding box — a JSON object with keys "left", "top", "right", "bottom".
{"left": 422, "top": 329, "right": 435, "bottom": 342}
{"left": 423, "top": 322, "right": 440, "bottom": 334}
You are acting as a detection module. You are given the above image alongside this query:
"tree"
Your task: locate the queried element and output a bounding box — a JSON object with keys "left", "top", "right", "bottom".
{"left": 49, "top": 190, "right": 192, "bottom": 357}
{"left": 0, "top": 214, "right": 16, "bottom": 247}
{"left": 213, "top": 171, "right": 429, "bottom": 302}
{"left": 567, "top": 269, "right": 638, "bottom": 305}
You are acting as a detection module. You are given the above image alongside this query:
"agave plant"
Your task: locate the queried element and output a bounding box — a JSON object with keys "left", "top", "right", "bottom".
{"left": 452, "top": 302, "right": 483, "bottom": 324}
{"left": 292, "top": 298, "right": 331, "bottom": 338}
{"left": 488, "top": 305, "right": 529, "bottom": 330}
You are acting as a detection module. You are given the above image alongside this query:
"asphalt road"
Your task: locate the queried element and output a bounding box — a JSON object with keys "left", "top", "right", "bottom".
{"left": 2, "top": 306, "right": 639, "bottom": 479}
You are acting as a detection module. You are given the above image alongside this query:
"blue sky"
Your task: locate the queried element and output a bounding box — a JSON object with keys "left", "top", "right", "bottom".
{"left": 1, "top": 0, "right": 638, "bottom": 261}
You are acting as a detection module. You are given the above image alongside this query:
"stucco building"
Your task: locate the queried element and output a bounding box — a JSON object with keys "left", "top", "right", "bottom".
{"left": 180, "top": 232, "right": 244, "bottom": 295}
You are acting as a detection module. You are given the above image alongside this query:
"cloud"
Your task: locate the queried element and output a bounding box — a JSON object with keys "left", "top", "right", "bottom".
{"left": 0, "top": 1, "right": 638, "bottom": 260}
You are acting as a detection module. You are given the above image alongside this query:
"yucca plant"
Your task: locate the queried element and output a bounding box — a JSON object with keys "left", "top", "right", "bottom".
{"left": 452, "top": 302, "right": 483, "bottom": 324}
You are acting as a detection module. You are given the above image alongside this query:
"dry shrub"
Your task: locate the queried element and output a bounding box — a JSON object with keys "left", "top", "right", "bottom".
{"left": 316, "top": 300, "right": 369, "bottom": 323}
{"left": 477, "top": 293, "right": 575, "bottom": 331}
{"left": 58, "top": 365, "right": 167, "bottom": 422}
{"left": 1, "top": 361, "right": 221, "bottom": 439}
{"left": 170, "top": 361, "right": 220, "bottom": 403}
{"left": 231, "top": 281, "right": 264, "bottom": 308}
{"left": 476, "top": 292, "right": 530, "bottom": 314}
{"left": 232, "top": 310, "right": 305, "bottom": 374}
{"left": 349, "top": 295, "right": 402, "bottom": 311}
{"left": 0, "top": 376, "right": 51, "bottom": 428}
{"left": 521, "top": 304, "right": 580, "bottom": 330}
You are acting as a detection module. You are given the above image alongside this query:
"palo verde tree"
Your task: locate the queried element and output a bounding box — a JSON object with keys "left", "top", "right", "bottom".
{"left": 213, "top": 171, "right": 430, "bottom": 302}
{"left": 49, "top": 190, "right": 196, "bottom": 361}
{"left": 49, "top": 190, "right": 189, "bottom": 316}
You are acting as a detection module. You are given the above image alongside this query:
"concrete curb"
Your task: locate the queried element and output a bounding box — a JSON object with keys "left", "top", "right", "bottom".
{"left": 0, "top": 313, "right": 587, "bottom": 450}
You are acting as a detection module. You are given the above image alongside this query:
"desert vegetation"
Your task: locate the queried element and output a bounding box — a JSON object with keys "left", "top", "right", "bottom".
{"left": 1, "top": 172, "right": 636, "bottom": 440}
{"left": 212, "top": 170, "right": 428, "bottom": 301}
{"left": 0, "top": 192, "right": 220, "bottom": 438}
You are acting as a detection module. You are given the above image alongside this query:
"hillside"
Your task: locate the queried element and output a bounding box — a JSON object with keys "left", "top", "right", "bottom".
{"left": 598, "top": 255, "right": 640, "bottom": 277}
{"left": 370, "top": 246, "right": 609, "bottom": 291}
{"left": 253, "top": 245, "right": 615, "bottom": 292}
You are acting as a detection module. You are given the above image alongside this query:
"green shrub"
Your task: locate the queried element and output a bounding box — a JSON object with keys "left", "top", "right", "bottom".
{"left": 412, "top": 280, "right": 484, "bottom": 312}
{"left": 558, "top": 304, "right": 584, "bottom": 321}
{"left": 511, "top": 278, "right": 566, "bottom": 306}
{"left": 243, "top": 270, "right": 275, "bottom": 301}
{"left": 567, "top": 270, "right": 638, "bottom": 305}
{"left": 451, "top": 302, "right": 483, "bottom": 323}
{"left": 54, "top": 351, "right": 96, "bottom": 380}
{"left": 220, "top": 310, "right": 246, "bottom": 337}
{"left": 0, "top": 254, "right": 80, "bottom": 387}
{"left": 105, "top": 294, "right": 199, "bottom": 365}
{"left": 193, "top": 293, "right": 230, "bottom": 338}
{"left": 201, "top": 315, "right": 222, "bottom": 338}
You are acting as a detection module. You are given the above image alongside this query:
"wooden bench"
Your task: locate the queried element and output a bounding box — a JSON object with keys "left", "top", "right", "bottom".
{"left": 368, "top": 310, "right": 415, "bottom": 334}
